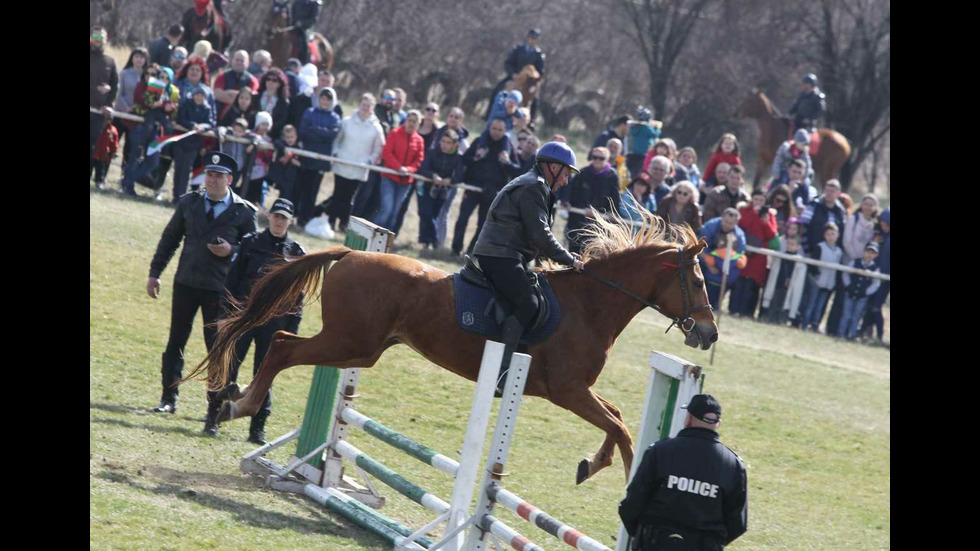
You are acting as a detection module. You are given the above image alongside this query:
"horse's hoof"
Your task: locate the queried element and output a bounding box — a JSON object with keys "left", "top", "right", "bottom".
{"left": 216, "top": 383, "right": 242, "bottom": 402}
{"left": 217, "top": 401, "right": 236, "bottom": 423}
{"left": 575, "top": 458, "right": 591, "bottom": 485}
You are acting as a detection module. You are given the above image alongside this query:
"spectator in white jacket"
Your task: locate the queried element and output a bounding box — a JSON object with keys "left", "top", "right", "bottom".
{"left": 312, "top": 93, "right": 386, "bottom": 232}
{"left": 841, "top": 193, "right": 880, "bottom": 263}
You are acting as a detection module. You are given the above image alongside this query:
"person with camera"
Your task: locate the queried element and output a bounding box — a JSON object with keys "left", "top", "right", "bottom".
{"left": 619, "top": 394, "right": 747, "bottom": 551}
{"left": 626, "top": 106, "right": 663, "bottom": 178}
{"left": 146, "top": 152, "right": 257, "bottom": 426}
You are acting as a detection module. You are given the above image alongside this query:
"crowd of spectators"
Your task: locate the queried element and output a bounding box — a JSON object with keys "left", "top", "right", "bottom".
{"left": 89, "top": 24, "right": 889, "bottom": 344}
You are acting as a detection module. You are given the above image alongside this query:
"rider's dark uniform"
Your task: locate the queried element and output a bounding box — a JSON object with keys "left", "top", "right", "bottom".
{"left": 788, "top": 88, "right": 826, "bottom": 132}
{"left": 488, "top": 39, "right": 546, "bottom": 121}
{"left": 292, "top": 0, "right": 323, "bottom": 65}
{"left": 473, "top": 165, "right": 575, "bottom": 331}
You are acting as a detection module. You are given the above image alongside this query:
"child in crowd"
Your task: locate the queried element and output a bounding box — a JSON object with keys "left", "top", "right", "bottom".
{"left": 838, "top": 242, "right": 881, "bottom": 339}
{"left": 626, "top": 106, "right": 662, "bottom": 178}
{"left": 642, "top": 138, "right": 676, "bottom": 176}
{"left": 674, "top": 146, "right": 701, "bottom": 190}
{"left": 701, "top": 133, "right": 742, "bottom": 188}
{"left": 268, "top": 124, "right": 302, "bottom": 202}
{"left": 800, "top": 222, "right": 843, "bottom": 331}
{"left": 417, "top": 129, "right": 464, "bottom": 249}
{"left": 619, "top": 172, "right": 657, "bottom": 224}
{"left": 120, "top": 64, "right": 180, "bottom": 195}
{"left": 91, "top": 121, "right": 119, "bottom": 190}
{"left": 240, "top": 111, "right": 275, "bottom": 208}
{"left": 172, "top": 87, "right": 215, "bottom": 201}
{"left": 220, "top": 118, "right": 250, "bottom": 188}
{"left": 761, "top": 234, "right": 806, "bottom": 325}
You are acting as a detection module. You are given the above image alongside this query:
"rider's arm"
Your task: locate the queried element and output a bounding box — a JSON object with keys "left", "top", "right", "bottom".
{"left": 518, "top": 188, "right": 576, "bottom": 266}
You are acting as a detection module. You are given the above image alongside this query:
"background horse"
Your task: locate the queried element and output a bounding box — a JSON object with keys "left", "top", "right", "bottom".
{"left": 184, "top": 210, "right": 717, "bottom": 485}
{"left": 511, "top": 64, "right": 543, "bottom": 110}
{"left": 738, "top": 89, "right": 851, "bottom": 187}
{"left": 267, "top": 1, "right": 335, "bottom": 70}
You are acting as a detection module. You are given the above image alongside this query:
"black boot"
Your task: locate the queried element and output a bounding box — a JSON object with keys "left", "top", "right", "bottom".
{"left": 495, "top": 316, "right": 525, "bottom": 398}
{"left": 247, "top": 411, "right": 270, "bottom": 445}
{"left": 153, "top": 352, "right": 180, "bottom": 413}
{"left": 203, "top": 391, "right": 221, "bottom": 437}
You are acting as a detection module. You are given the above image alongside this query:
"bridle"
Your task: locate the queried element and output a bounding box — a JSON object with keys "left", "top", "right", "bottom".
{"left": 580, "top": 246, "right": 712, "bottom": 334}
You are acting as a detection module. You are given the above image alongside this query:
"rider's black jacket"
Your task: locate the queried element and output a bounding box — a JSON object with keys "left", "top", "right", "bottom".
{"left": 504, "top": 43, "right": 546, "bottom": 75}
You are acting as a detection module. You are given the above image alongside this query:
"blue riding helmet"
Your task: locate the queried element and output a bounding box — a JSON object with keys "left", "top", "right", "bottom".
{"left": 536, "top": 141, "right": 580, "bottom": 174}
{"left": 803, "top": 73, "right": 818, "bottom": 86}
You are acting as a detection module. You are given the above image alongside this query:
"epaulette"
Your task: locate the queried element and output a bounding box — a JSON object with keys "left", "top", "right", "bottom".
{"left": 724, "top": 444, "right": 744, "bottom": 464}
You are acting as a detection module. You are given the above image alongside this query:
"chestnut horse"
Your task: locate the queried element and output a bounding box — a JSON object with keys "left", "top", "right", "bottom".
{"left": 738, "top": 89, "right": 851, "bottom": 187}
{"left": 511, "top": 64, "right": 543, "bottom": 110}
{"left": 184, "top": 210, "right": 718, "bottom": 484}
{"left": 267, "top": 0, "right": 334, "bottom": 70}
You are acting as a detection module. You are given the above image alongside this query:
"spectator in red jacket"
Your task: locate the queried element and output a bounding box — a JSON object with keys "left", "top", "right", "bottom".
{"left": 91, "top": 120, "right": 119, "bottom": 189}
{"left": 373, "top": 109, "right": 425, "bottom": 232}
{"left": 702, "top": 133, "right": 742, "bottom": 188}
{"left": 729, "top": 189, "right": 778, "bottom": 317}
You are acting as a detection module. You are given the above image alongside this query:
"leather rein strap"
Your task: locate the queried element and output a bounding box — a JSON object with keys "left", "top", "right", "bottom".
{"left": 580, "top": 247, "right": 712, "bottom": 333}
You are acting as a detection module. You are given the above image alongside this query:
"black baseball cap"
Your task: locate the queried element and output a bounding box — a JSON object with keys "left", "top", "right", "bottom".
{"left": 269, "top": 198, "right": 294, "bottom": 218}
{"left": 681, "top": 394, "right": 722, "bottom": 423}
{"left": 204, "top": 151, "right": 238, "bottom": 175}
{"left": 528, "top": 28, "right": 541, "bottom": 38}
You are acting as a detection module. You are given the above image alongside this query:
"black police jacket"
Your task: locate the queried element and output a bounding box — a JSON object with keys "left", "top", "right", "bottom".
{"left": 472, "top": 167, "right": 575, "bottom": 268}
{"left": 789, "top": 89, "right": 826, "bottom": 126}
{"left": 225, "top": 228, "right": 305, "bottom": 331}
{"left": 504, "top": 43, "right": 545, "bottom": 75}
{"left": 149, "top": 190, "right": 258, "bottom": 292}
{"left": 619, "top": 427, "right": 747, "bottom": 547}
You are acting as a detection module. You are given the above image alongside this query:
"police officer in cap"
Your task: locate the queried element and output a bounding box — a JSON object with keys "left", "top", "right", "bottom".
{"left": 147, "top": 151, "right": 258, "bottom": 429}
{"left": 619, "top": 394, "right": 747, "bottom": 550}
{"left": 788, "top": 73, "right": 826, "bottom": 133}
{"left": 472, "top": 141, "right": 584, "bottom": 395}
{"left": 487, "top": 28, "right": 546, "bottom": 122}
{"left": 218, "top": 197, "right": 306, "bottom": 442}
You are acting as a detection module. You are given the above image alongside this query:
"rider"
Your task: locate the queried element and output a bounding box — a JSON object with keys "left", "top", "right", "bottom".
{"left": 472, "top": 141, "right": 585, "bottom": 394}
{"left": 291, "top": 0, "right": 323, "bottom": 65}
{"left": 487, "top": 28, "right": 546, "bottom": 122}
{"left": 788, "top": 73, "right": 826, "bottom": 133}
{"left": 181, "top": 0, "right": 233, "bottom": 53}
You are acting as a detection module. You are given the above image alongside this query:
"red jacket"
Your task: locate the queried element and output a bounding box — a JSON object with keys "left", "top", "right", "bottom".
{"left": 92, "top": 122, "right": 119, "bottom": 162}
{"left": 381, "top": 125, "right": 425, "bottom": 185}
{"left": 703, "top": 151, "right": 742, "bottom": 182}
{"left": 737, "top": 205, "right": 778, "bottom": 286}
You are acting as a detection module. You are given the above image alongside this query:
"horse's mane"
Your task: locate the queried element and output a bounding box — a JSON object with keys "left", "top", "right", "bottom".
{"left": 574, "top": 205, "right": 698, "bottom": 263}
{"left": 755, "top": 90, "right": 776, "bottom": 117}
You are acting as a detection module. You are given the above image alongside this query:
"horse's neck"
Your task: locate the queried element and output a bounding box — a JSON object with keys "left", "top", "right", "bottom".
{"left": 583, "top": 248, "right": 672, "bottom": 335}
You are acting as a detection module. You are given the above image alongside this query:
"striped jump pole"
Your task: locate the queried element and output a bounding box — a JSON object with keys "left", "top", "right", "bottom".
{"left": 614, "top": 351, "right": 703, "bottom": 551}
{"left": 304, "top": 485, "right": 434, "bottom": 549}
{"left": 478, "top": 515, "right": 545, "bottom": 551}
{"left": 340, "top": 408, "right": 461, "bottom": 477}
{"left": 487, "top": 486, "right": 611, "bottom": 551}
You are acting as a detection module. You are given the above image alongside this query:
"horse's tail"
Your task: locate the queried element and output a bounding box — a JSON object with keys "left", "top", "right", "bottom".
{"left": 180, "top": 246, "right": 354, "bottom": 391}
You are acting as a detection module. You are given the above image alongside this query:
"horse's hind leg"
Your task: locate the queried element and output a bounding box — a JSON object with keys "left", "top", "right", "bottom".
{"left": 552, "top": 389, "right": 634, "bottom": 485}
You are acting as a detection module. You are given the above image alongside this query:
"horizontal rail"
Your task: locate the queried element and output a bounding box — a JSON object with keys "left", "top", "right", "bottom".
{"left": 488, "top": 486, "right": 611, "bottom": 551}
{"left": 743, "top": 244, "right": 890, "bottom": 281}
{"left": 303, "top": 485, "right": 433, "bottom": 549}
{"left": 340, "top": 408, "right": 461, "bottom": 477}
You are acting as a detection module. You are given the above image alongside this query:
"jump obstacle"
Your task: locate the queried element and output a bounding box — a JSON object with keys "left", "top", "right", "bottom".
{"left": 238, "top": 217, "right": 706, "bottom": 551}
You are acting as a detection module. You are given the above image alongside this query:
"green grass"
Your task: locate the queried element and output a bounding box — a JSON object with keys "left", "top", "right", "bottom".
{"left": 91, "top": 161, "right": 888, "bottom": 549}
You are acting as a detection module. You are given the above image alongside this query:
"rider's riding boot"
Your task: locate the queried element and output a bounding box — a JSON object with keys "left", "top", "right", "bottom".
{"left": 203, "top": 391, "right": 221, "bottom": 437}
{"left": 495, "top": 316, "right": 525, "bottom": 398}
{"left": 247, "top": 410, "right": 270, "bottom": 445}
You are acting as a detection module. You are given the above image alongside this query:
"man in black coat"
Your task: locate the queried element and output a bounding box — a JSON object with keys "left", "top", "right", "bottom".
{"left": 222, "top": 198, "right": 305, "bottom": 442}
{"left": 146, "top": 152, "right": 257, "bottom": 430}
{"left": 487, "top": 28, "right": 546, "bottom": 120}
{"left": 620, "top": 394, "right": 748, "bottom": 551}
{"left": 788, "top": 73, "right": 827, "bottom": 133}
{"left": 149, "top": 24, "right": 184, "bottom": 68}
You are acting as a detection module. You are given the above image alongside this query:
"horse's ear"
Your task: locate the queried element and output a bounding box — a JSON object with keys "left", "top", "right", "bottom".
{"left": 695, "top": 238, "right": 708, "bottom": 255}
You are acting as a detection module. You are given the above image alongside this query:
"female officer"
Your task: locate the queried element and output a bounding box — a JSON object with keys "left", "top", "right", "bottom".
{"left": 472, "top": 141, "right": 585, "bottom": 394}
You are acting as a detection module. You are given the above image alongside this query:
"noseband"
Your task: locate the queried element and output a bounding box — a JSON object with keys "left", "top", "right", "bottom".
{"left": 581, "top": 247, "right": 712, "bottom": 333}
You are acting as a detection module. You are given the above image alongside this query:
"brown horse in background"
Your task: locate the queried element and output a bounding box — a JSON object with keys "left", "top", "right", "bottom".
{"left": 267, "top": 1, "right": 334, "bottom": 70}
{"left": 738, "top": 89, "right": 851, "bottom": 187}
{"left": 182, "top": 210, "right": 718, "bottom": 485}
{"left": 511, "top": 64, "right": 543, "bottom": 110}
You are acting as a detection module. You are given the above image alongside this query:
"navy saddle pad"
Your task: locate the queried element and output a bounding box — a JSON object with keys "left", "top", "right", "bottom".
{"left": 452, "top": 273, "right": 561, "bottom": 345}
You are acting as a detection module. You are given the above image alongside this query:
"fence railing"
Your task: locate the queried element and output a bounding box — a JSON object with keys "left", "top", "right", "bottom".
{"left": 93, "top": 107, "right": 890, "bottom": 282}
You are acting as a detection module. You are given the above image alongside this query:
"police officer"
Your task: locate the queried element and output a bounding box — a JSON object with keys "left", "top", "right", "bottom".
{"left": 788, "top": 73, "right": 826, "bottom": 133}
{"left": 291, "top": 0, "right": 323, "bottom": 65}
{"left": 487, "top": 28, "right": 546, "bottom": 122}
{"left": 472, "top": 141, "right": 584, "bottom": 395}
{"left": 619, "top": 394, "right": 747, "bottom": 550}
{"left": 218, "top": 198, "right": 306, "bottom": 442}
{"left": 146, "top": 152, "right": 258, "bottom": 428}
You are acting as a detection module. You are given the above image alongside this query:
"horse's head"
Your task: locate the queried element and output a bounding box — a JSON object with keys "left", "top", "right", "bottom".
{"left": 652, "top": 236, "right": 718, "bottom": 350}
{"left": 736, "top": 88, "right": 771, "bottom": 119}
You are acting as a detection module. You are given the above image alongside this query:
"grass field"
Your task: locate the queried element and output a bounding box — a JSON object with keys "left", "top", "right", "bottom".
{"left": 90, "top": 172, "right": 889, "bottom": 550}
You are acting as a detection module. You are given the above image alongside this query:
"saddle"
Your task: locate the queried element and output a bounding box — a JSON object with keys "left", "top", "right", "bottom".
{"left": 454, "top": 255, "right": 560, "bottom": 345}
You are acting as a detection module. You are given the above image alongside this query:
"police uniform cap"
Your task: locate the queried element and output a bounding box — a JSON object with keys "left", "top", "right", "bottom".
{"left": 528, "top": 28, "right": 541, "bottom": 38}
{"left": 269, "top": 198, "right": 295, "bottom": 219}
{"left": 204, "top": 151, "right": 238, "bottom": 175}
{"left": 681, "top": 394, "right": 722, "bottom": 423}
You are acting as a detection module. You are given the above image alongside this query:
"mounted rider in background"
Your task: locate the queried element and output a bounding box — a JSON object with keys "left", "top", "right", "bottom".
{"left": 486, "top": 28, "right": 546, "bottom": 122}
{"left": 290, "top": 0, "right": 323, "bottom": 65}
{"left": 788, "top": 73, "right": 826, "bottom": 133}
{"left": 472, "top": 141, "right": 584, "bottom": 395}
